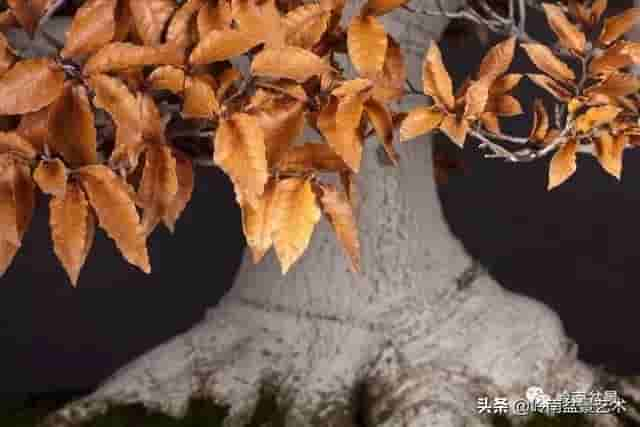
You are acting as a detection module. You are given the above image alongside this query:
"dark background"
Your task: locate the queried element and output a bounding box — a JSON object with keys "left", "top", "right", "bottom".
{"left": 0, "top": 0, "right": 638, "bottom": 398}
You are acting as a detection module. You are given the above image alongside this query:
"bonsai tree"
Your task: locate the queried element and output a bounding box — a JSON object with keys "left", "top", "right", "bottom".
{"left": 0, "top": 0, "right": 637, "bottom": 425}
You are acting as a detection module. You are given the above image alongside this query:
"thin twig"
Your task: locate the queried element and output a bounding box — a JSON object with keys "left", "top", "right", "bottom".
{"left": 518, "top": 0, "right": 526, "bottom": 32}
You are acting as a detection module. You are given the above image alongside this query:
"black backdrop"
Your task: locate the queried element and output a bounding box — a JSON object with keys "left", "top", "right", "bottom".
{"left": 0, "top": 0, "right": 638, "bottom": 397}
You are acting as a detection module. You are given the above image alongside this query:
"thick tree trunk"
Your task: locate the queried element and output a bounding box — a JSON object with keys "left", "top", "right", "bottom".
{"left": 43, "top": 2, "right": 637, "bottom": 427}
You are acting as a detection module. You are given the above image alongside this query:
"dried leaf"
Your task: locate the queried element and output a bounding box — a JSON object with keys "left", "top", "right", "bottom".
{"left": 0, "top": 158, "right": 20, "bottom": 246}
{"left": 163, "top": 150, "right": 193, "bottom": 232}
{"left": 371, "top": 35, "right": 405, "bottom": 102}
{"left": 595, "top": 131, "right": 625, "bottom": 179}
{"left": 0, "top": 34, "right": 16, "bottom": 77}
{"left": 48, "top": 83, "right": 97, "bottom": 167}
{"left": 527, "top": 74, "right": 572, "bottom": 101}
{"left": 0, "top": 58, "right": 64, "bottom": 115}
{"left": 589, "top": 41, "right": 634, "bottom": 76}
{"left": 463, "top": 78, "right": 490, "bottom": 120}
{"left": 34, "top": 158, "right": 66, "bottom": 197}
{"left": 231, "top": 0, "right": 284, "bottom": 47}
{"left": 241, "top": 179, "right": 276, "bottom": 263}
{"left": 317, "top": 97, "right": 362, "bottom": 172}
{"left": 521, "top": 43, "right": 576, "bottom": 83}
{"left": 166, "top": 0, "right": 205, "bottom": 49}
{"left": 128, "top": 0, "right": 177, "bottom": 46}
{"left": 347, "top": 15, "right": 388, "bottom": 78}
{"left": 50, "top": 182, "right": 94, "bottom": 285}
{"left": 548, "top": 138, "right": 577, "bottom": 190}
{"left": 575, "top": 105, "right": 621, "bottom": 133}
{"left": 318, "top": 183, "right": 360, "bottom": 272}
{"left": 361, "top": 0, "right": 408, "bottom": 16}
{"left": 480, "top": 112, "right": 501, "bottom": 135}
{"left": 600, "top": 7, "right": 640, "bottom": 45}
{"left": 84, "top": 42, "right": 186, "bottom": 74}
{"left": 399, "top": 105, "right": 444, "bottom": 142}
{"left": 0, "top": 132, "right": 38, "bottom": 160}
{"left": 282, "top": 3, "right": 329, "bottom": 49}
{"left": 61, "top": 0, "right": 117, "bottom": 58}
{"left": 214, "top": 113, "right": 268, "bottom": 207}
{"left": 422, "top": 41, "right": 455, "bottom": 111}
{"left": 189, "top": 29, "right": 260, "bottom": 65}
{"left": 487, "top": 94, "right": 523, "bottom": 117}
{"left": 271, "top": 177, "right": 321, "bottom": 273}
{"left": 440, "top": 115, "right": 469, "bottom": 147}
{"left": 364, "top": 98, "right": 397, "bottom": 165}
{"left": 542, "top": 4, "right": 586, "bottom": 54}
{"left": 585, "top": 72, "right": 640, "bottom": 97}
{"left": 147, "top": 65, "right": 186, "bottom": 93}
{"left": 489, "top": 73, "right": 522, "bottom": 96}
{"left": 16, "top": 108, "right": 49, "bottom": 152}
{"left": 251, "top": 47, "right": 332, "bottom": 82}
{"left": 137, "top": 144, "right": 179, "bottom": 235}
{"left": 78, "top": 164, "right": 150, "bottom": 273}
{"left": 477, "top": 36, "right": 516, "bottom": 82}
{"left": 197, "top": 0, "right": 232, "bottom": 38}
{"left": 276, "top": 142, "right": 348, "bottom": 172}
{"left": 250, "top": 97, "right": 305, "bottom": 165}
{"left": 530, "top": 99, "right": 550, "bottom": 141}
{"left": 183, "top": 75, "right": 220, "bottom": 119}
{"left": 8, "top": 0, "right": 53, "bottom": 36}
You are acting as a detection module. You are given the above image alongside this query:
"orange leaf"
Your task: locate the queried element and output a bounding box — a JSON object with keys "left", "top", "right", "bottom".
{"left": 0, "top": 132, "right": 38, "bottom": 160}
{"left": 487, "top": 94, "right": 523, "bottom": 117}
{"left": 78, "top": 164, "right": 150, "bottom": 273}
{"left": 48, "top": 83, "right": 98, "bottom": 167}
{"left": 489, "top": 73, "right": 522, "bottom": 96}
{"left": 231, "top": 0, "right": 284, "bottom": 47}
{"left": 317, "top": 97, "right": 363, "bottom": 172}
{"left": 371, "top": 35, "right": 405, "bottom": 102}
{"left": 189, "top": 29, "right": 260, "bottom": 65}
{"left": 147, "top": 65, "right": 186, "bottom": 93}
{"left": 542, "top": 4, "right": 586, "bottom": 54}
{"left": 128, "top": 0, "right": 177, "bottom": 46}
{"left": 477, "top": 36, "right": 516, "bottom": 82}
{"left": 33, "top": 158, "right": 67, "bottom": 197}
{"left": 548, "top": 138, "right": 578, "bottom": 190}
{"left": 241, "top": 179, "right": 276, "bottom": 263}
{"left": 600, "top": 7, "right": 640, "bottom": 45}
{"left": 213, "top": 113, "right": 268, "bottom": 207}
{"left": 318, "top": 183, "right": 360, "bottom": 272}
{"left": 197, "top": 0, "right": 232, "bottom": 38}
{"left": 49, "top": 182, "right": 95, "bottom": 286}
{"left": 251, "top": 46, "right": 332, "bottom": 82}
{"left": 8, "top": 0, "right": 53, "bottom": 36}
{"left": 183, "top": 75, "right": 221, "bottom": 119}
{"left": 276, "top": 142, "right": 349, "bottom": 173}
{"left": 463, "top": 78, "right": 491, "bottom": 120}
{"left": 163, "top": 150, "right": 193, "bottom": 233}
{"left": 585, "top": 72, "right": 640, "bottom": 98}
{"left": 61, "top": 0, "right": 117, "bottom": 58}
{"left": 527, "top": 74, "right": 572, "bottom": 101}
{"left": 574, "top": 105, "right": 621, "bottom": 133}
{"left": 347, "top": 15, "right": 388, "bottom": 78}
{"left": 422, "top": 41, "right": 455, "bottom": 111}
{"left": 166, "top": 0, "right": 205, "bottom": 49}
{"left": 595, "top": 131, "right": 626, "bottom": 179}
{"left": 271, "top": 177, "right": 321, "bottom": 273}
{"left": 521, "top": 43, "right": 575, "bottom": 83}
{"left": 361, "top": 0, "right": 408, "bottom": 16}
{"left": 480, "top": 112, "right": 501, "bottom": 135}
{"left": 440, "top": 115, "right": 469, "bottom": 147}
{"left": 84, "top": 42, "right": 186, "bottom": 74}
{"left": 399, "top": 105, "right": 444, "bottom": 141}
{"left": 0, "top": 34, "right": 16, "bottom": 77}
{"left": 364, "top": 98, "right": 397, "bottom": 165}
{"left": 530, "top": 99, "right": 550, "bottom": 142}
{"left": 0, "top": 58, "right": 64, "bottom": 115}
{"left": 282, "top": 3, "right": 329, "bottom": 49}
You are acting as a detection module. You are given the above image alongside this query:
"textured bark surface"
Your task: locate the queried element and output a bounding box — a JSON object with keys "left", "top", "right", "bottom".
{"left": 40, "top": 2, "right": 639, "bottom": 427}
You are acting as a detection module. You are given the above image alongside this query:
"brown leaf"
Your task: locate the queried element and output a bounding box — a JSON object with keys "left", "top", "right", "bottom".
{"left": 521, "top": 43, "right": 576, "bottom": 83}
{"left": 422, "top": 41, "right": 455, "bottom": 111}
{"left": 530, "top": 99, "right": 550, "bottom": 142}
{"left": 477, "top": 36, "right": 516, "bottom": 82}
{"left": 128, "top": 0, "right": 177, "bottom": 46}
{"left": 241, "top": 179, "right": 276, "bottom": 263}
{"left": 0, "top": 58, "right": 64, "bottom": 115}
{"left": 84, "top": 42, "right": 186, "bottom": 74}
{"left": 548, "top": 138, "right": 577, "bottom": 190}
{"left": 585, "top": 72, "right": 640, "bottom": 98}
{"left": 78, "top": 164, "right": 150, "bottom": 273}
{"left": 137, "top": 144, "right": 179, "bottom": 235}
{"left": 251, "top": 47, "right": 332, "bottom": 82}
{"left": 0, "top": 34, "right": 16, "bottom": 77}
{"left": 440, "top": 115, "right": 469, "bottom": 147}
{"left": 542, "top": 4, "right": 586, "bottom": 54}
{"left": 0, "top": 132, "right": 38, "bottom": 160}
{"left": 463, "top": 78, "right": 490, "bottom": 120}
{"left": 48, "top": 83, "right": 97, "bottom": 167}
{"left": 282, "top": 3, "right": 329, "bottom": 49}
{"left": 231, "top": 0, "right": 284, "bottom": 47}
{"left": 371, "top": 35, "right": 405, "bottom": 102}
{"left": 213, "top": 113, "right": 268, "bottom": 207}
{"left": 183, "top": 75, "right": 220, "bottom": 119}
{"left": 347, "top": 15, "right": 388, "bottom": 78}
{"left": 147, "top": 65, "right": 186, "bottom": 93}
{"left": 487, "top": 94, "right": 523, "bottom": 117}
{"left": 61, "top": 0, "right": 117, "bottom": 58}
{"left": 0, "top": 158, "right": 20, "bottom": 246}
{"left": 197, "top": 0, "right": 232, "bottom": 38}
{"left": 189, "top": 29, "right": 260, "bottom": 65}
{"left": 489, "top": 73, "right": 522, "bottom": 96}
{"left": 600, "top": 7, "right": 640, "bottom": 45}
{"left": 595, "top": 131, "right": 625, "bottom": 179}
{"left": 216, "top": 66, "right": 242, "bottom": 100}
{"left": 364, "top": 98, "right": 397, "bottom": 165}
{"left": 33, "top": 158, "right": 66, "bottom": 197}
{"left": 163, "top": 150, "right": 193, "bottom": 232}
{"left": 361, "top": 0, "right": 408, "bottom": 16}
{"left": 276, "top": 142, "right": 348, "bottom": 173}
{"left": 399, "top": 105, "right": 444, "bottom": 142}
{"left": 527, "top": 74, "right": 572, "bottom": 101}
{"left": 589, "top": 41, "right": 634, "bottom": 77}
{"left": 480, "top": 112, "right": 501, "bottom": 135}
{"left": 591, "top": 0, "right": 608, "bottom": 25}
{"left": 8, "top": 0, "right": 53, "bottom": 36}
{"left": 166, "top": 0, "right": 205, "bottom": 49}
{"left": 318, "top": 183, "right": 360, "bottom": 272}
{"left": 271, "top": 177, "right": 321, "bottom": 273}
{"left": 16, "top": 108, "right": 49, "bottom": 152}
{"left": 574, "top": 105, "right": 621, "bottom": 133}
{"left": 89, "top": 74, "right": 144, "bottom": 169}
{"left": 317, "top": 97, "right": 363, "bottom": 172}
{"left": 49, "top": 182, "right": 94, "bottom": 285}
